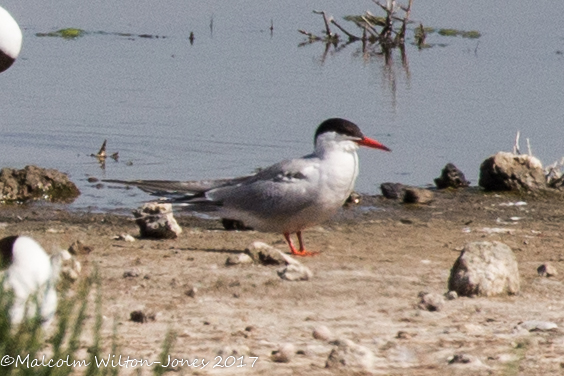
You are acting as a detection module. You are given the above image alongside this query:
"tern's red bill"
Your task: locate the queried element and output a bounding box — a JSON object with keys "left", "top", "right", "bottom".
{"left": 357, "top": 137, "right": 391, "bottom": 152}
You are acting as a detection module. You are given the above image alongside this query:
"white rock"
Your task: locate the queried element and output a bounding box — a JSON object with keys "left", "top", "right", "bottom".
{"left": 133, "top": 203, "right": 182, "bottom": 239}
{"left": 448, "top": 241, "right": 520, "bottom": 297}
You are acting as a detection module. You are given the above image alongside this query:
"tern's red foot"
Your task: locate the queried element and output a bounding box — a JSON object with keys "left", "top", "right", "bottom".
{"left": 290, "top": 249, "right": 320, "bottom": 257}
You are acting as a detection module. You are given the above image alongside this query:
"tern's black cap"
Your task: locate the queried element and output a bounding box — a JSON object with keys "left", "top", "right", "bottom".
{"left": 314, "top": 118, "right": 364, "bottom": 144}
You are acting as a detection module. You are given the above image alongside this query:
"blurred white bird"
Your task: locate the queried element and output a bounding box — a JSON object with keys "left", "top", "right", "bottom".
{"left": 106, "top": 118, "right": 391, "bottom": 256}
{"left": 0, "top": 236, "right": 61, "bottom": 327}
{"left": 0, "top": 5, "right": 22, "bottom": 73}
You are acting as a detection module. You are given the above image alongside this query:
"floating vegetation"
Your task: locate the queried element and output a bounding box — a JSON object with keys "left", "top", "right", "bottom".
{"left": 36, "top": 28, "right": 174, "bottom": 41}
{"left": 437, "top": 28, "right": 481, "bottom": 39}
{"left": 36, "top": 28, "right": 85, "bottom": 39}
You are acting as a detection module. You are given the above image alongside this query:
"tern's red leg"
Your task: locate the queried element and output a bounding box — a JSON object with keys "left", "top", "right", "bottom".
{"left": 283, "top": 232, "right": 319, "bottom": 257}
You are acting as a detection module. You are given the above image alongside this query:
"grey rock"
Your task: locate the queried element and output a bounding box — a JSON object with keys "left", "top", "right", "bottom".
{"left": 435, "top": 163, "right": 470, "bottom": 189}
{"left": 479, "top": 152, "right": 546, "bottom": 191}
{"left": 448, "top": 241, "right": 520, "bottom": 297}
{"left": 133, "top": 203, "right": 182, "bottom": 239}
{"left": 380, "top": 182, "right": 406, "bottom": 200}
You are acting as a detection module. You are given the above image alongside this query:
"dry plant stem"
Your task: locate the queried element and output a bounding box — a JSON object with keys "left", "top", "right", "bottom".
{"left": 360, "top": 16, "right": 381, "bottom": 39}
{"left": 513, "top": 131, "right": 521, "bottom": 154}
{"left": 373, "top": 0, "right": 391, "bottom": 13}
{"left": 313, "top": 10, "right": 333, "bottom": 38}
{"left": 330, "top": 19, "right": 360, "bottom": 41}
{"left": 298, "top": 29, "right": 321, "bottom": 41}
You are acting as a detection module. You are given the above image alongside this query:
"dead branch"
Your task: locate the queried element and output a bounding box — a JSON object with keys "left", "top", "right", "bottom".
{"left": 313, "top": 10, "right": 333, "bottom": 38}
{"left": 330, "top": 19, "right": 360, "bottom": 41}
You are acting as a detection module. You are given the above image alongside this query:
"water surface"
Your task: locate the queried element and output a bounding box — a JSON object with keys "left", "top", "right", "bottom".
{"left": 1, "top": 1, "right": 563, "bottom": 211}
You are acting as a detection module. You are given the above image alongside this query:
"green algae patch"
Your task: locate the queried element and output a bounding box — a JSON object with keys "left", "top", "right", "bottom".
{"left": 36, "top": 28, "right": 86, "bottom": 39}
{"left": 437, "top": 28, "right": 481, "bottom": 39}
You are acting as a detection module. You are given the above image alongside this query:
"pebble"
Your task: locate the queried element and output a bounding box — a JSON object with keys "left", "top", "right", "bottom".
{"left": 271, "top": 343, "right": 295, "bottom": 363}
{"left": 537, "top": 263, "right": 558, "bottom": 277}
{"left": 326, "top": 339, "right": 375, "bottom": 371}
{"left": 516, "top": 320, "right": 558, "bottom": 332}
{"left": 312, "top": 325, "right": 332, "bottom": 341}
{"left": 417, "top": 291, "right": 445, "bottom": 312}
{"left": 225, "top": 253, "right": 253, "bottom": 266}
{"left": 278, "top": 263, "right": 313, "bottom": 281}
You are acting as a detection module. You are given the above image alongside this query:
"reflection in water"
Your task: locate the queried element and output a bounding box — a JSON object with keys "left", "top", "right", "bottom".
{"left": 299, "top": 0, "right": 415, "bottom": 111}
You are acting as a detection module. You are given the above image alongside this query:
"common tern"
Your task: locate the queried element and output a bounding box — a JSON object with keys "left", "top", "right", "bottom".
{"left": 0, "top": 5, "right": 22, "bottom": 73}
{"left": 106, "top": 118, "right": 390, "bottom": 256}
{"left": 0, "top": 235, "right": 60, "bottom": 326}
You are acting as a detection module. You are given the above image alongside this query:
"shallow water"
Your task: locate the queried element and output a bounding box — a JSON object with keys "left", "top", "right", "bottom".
{"left": 1, "top": 1, "right": 563, "bottom": 211}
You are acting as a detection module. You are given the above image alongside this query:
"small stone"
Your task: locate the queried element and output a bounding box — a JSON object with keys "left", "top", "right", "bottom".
{"left": 448, "top": 353, "right": 473, "bottom": 364}
{"left": 225, "top": 253, "right": 253, "bottom": 266}
{"left": 417, "top": 291, "right": 445, "bottom": 312}
{"left": 445, "top": 291, "right": 458, "bottom": 300}
{"left": 130, "top": 310, "right": 153, "bottom": 323}
{"left": 185, "top": 286, "right": 198, "bottom": 298}
{"left": 68, "top": 240, "right": 93, "bottom": 255}
{"left": 380, "top": 182, "right": 406, "bottom": 200}
{"left": 123, "top": 269, "right": 140, "bottom": 278}
{"left": 396, "top": 331, "right": 412, "bottom": 339}
{"left": 313, "top": 325, "right": 332, "bottom": 341}
{"left": 117, "top": 234, "right": 135, "bottom": 242}
{"left": 278, "top": 263, "right": 313, "bottom": 281}
{"left": 516, "top": 320, "right": 558, "bottom": 332}
{"left": 435, "top": 163, "right": 470, "bottom": 189}
{"left": 271, "top": 343, "right": 295, "bottom": 363}
{"left": 133, "top": 202, "right": 182, "bottom": 239}
{"left": 537, "top": 263, "right": 558, "bottom": 277}
{"left": 403, "top": 188, "right": 434, "bottom": 204}
{"left": 344, "top": 192, "right": 361, "bottom": 206}
{"left": 245, "top": 242, "right": 292, "bottom": 265}
{"left": 326, "top": 339, "right": 375, "bottom": 371}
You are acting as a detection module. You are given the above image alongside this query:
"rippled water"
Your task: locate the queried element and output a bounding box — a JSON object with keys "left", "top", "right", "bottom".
{"left": 1, "top": 0, "right": 563, "bottom": 211}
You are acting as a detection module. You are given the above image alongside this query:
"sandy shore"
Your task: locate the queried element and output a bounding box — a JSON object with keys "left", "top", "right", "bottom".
{"left": 2, "top": 188, "right": 564, "bottom": 375}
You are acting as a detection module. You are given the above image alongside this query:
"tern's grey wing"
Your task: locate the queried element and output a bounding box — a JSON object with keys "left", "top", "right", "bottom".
{"left": 104, "top": 176, "right": 254, "bottom": 196}
{"left": 207, "top": 156, "right": 322, "bottom": 218}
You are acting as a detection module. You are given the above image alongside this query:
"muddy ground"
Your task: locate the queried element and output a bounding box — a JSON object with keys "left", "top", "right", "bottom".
{"left": 2, "top": 188, "right": 564, "bottom": 375}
